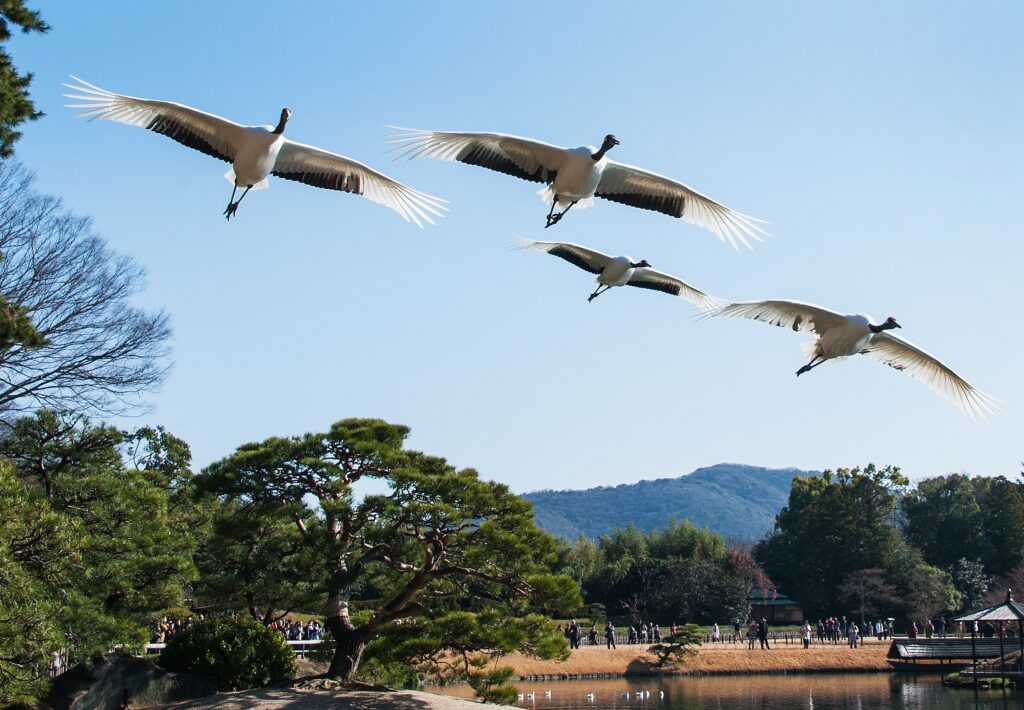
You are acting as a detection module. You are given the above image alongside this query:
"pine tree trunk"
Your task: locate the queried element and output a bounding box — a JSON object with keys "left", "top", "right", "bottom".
{"left": 326, "top": 617, "right": 367, "bottom": 680}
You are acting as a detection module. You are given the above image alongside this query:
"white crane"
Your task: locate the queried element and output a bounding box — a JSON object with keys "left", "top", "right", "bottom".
{"left": 519, "top": 239, "right": 721, "bottom": 308}
{"left": 387, "top": 128, "right": 768, "bottom": 249}
{"left": 706, "top": 299, "right": 997, "bottom": 419}
{"left": 63, "top": 77, "right": 447, "bottom": 225}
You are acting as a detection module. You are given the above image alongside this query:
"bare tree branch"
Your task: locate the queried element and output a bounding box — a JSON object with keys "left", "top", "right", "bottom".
{"left": 0, "top": 162, "right": 171, "bottom": 415}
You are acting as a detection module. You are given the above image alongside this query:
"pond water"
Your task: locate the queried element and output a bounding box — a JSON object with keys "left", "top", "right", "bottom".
{"left": 431, "top": 674, "right": 1024, "bottom": 709}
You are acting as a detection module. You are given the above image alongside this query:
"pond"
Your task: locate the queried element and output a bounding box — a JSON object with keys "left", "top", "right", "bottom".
{"left": 430, "top": 674, "right": 1024, "bottom": 709}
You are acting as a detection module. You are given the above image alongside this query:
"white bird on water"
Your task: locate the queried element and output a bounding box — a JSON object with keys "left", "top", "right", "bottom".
{"left": 706, "top": 299, "right": 997, "bottom": 420}
{"left": 63, "top": 77, "right": 447, "bottom": 225}
{"left": 518, "top": 240, "right": 721, "bottom": 309}
{"left": 387, "top": 128, "right": 768, "bottom": 248}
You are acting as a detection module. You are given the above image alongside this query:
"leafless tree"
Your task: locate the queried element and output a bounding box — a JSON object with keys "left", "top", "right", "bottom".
{"left": 838, "top": 568, "right": 898, "bottom": 626}
{"left": 0, "top": 162, "right": 170, "bottom": 415}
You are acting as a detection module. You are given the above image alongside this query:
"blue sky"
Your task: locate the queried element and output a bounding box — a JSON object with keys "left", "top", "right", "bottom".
{"left": 11, "top": 1, "right": 1023, "bottom": 491}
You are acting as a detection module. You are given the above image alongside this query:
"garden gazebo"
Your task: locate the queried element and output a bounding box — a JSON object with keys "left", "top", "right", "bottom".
{"left": 952, "top": 589, "right": 1024, "bottom": 675}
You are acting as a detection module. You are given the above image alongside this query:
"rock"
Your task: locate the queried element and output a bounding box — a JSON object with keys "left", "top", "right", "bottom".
{"left": 46, "top": 653, "right": 217, "bottom": 709}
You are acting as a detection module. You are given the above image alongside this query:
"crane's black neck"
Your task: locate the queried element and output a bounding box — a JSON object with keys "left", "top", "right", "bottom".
{"left": 869, "top": 321, "right": 899, "bottom": 334}
{"left": 273, "top": 110, "right": 290, "bottom": 135}
{"left": 591, "top": 135, "right": 619, "bottom": 162}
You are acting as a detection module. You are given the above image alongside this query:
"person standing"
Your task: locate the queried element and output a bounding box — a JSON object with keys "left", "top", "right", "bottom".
{"left": 801, "top": 620, "right": 811, "bottom": 649}
{"left": 605, "top": 621, "right": 616, "bottom": 649}
{"left": 848, "top": 622, "right": 859, "bottom": 648}
{"left": 747, "top": 620, "right": 758, "bottom": 650}
{"left": 758, "top": 618, "right": 771, "bottom": 650}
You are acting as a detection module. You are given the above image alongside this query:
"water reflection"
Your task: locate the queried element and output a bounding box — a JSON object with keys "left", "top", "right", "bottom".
{"left": 430, "top": 674, "right": 1024, "bottom": 709}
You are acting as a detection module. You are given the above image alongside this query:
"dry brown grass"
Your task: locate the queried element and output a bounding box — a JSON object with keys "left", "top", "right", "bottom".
{"left": 502, "top": 638, "right": 892, "bottom": 676}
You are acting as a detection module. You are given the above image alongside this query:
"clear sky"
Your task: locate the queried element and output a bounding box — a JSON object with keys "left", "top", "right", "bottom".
{"left": 10, "top": 1, "right": 1023, "bottom": 492}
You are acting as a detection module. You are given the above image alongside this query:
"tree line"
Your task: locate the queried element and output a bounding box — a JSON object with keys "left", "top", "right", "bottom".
{"left": 553, "top": 519, "right": 769, "bottom": 627}
{"left": 755, "top": 463, "right": 1024, "bottom": 624}
{"left": 554, "top": 463, "right": 1024, "bottom": 631}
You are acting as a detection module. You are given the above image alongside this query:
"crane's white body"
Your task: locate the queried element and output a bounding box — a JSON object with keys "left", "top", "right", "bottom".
{"left": 387, "top": 128, "right": 769, "bottom": 249}
{"left": 63, "top": 77, "right": 447, "bottom": 225}
{"left": 707, "top": 298, "right": 997, "bottom": 420}
{"left": 227, "top": 126, "right": 286, "bottom": 190}
{"left": 595, "top": 255, "right": 636, "bottom": 287}
{"left": 809, "top": 313, "right": 875, "bottom": 361}
{"left": 539, "top": 145, "right": 606, "bottom": 209}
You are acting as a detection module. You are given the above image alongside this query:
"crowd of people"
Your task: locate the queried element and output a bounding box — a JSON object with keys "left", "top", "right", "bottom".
{"left": 557, "top": 620, "right": 666, "bottom": 649}
{"left": 806, "top": 616, "right": 895, "bottom": 645}
{"left": 270, "top": 617, "right": 323, "bottom": 641}
{"left": 150, "top": 614, "right": 200, "bottom": 643}
{"left": 149, "top": 612, "right": 323, "bottom": 644}
{"left": 149, "top": 608, "right": 982, "bottom": 655}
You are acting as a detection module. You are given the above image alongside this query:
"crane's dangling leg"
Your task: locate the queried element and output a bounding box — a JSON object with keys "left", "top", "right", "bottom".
{"left": 796, "top": 355, "right": 826, "bottom": 376}
{"left": 545, "top": 196, "right": 560, "bottom": 227}
{"left": 223, "top": 185, "right": 252, "bottom": 220}
{"left": 588, "top": 285, "right": 611, "bottom": 303}
{"left": 546, "top": 199, "right": 579, "bottom": 229}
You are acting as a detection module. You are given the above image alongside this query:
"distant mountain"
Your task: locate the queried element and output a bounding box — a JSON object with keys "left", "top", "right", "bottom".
{"left": 522, "top": 463, "right": 818, "bottom": 543}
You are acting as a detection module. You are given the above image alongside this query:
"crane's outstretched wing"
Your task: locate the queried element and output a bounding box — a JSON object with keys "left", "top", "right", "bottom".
{"left": 627, "top": 268, "right": 722, "bottom": 310}
{"left": 707, "top": 299, "right": 848, "bottom": 336}
{"left": 386, "top": 128, "right": 567, "bottom": 185}
{"left": 63, "top": 75, "right": 246, "bottom": 164}
{"left": 597, "top": 161, "right": 769, "bottom": 250}
{"left": 517, "top": 240, "right": 611, "bottom": 274}
{"left": 864, "top": 332, "right": 998, "bottom": 421}
{"left": 274, "top": 140, "right": 447, "bottom": 227}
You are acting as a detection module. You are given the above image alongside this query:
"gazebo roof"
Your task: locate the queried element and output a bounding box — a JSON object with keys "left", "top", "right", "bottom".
{"left": 953, "top": 590, "right": 1024, "bottom": 623}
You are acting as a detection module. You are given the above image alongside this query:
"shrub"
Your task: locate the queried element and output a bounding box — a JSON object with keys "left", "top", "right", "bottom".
{"left": 158, "top": 617, "right": 296, "bottom": 691}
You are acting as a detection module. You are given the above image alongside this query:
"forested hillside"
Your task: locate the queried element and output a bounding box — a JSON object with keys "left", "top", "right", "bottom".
{"left": 524, "top": 463, "right": 816, "bottom": 541}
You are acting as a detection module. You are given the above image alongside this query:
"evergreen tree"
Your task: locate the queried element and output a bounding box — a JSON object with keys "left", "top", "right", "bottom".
{"left": 0, "top": 2, "right": 48, "bottom": 157}
{"left": 902, "top": 474, "right": 985, "bottom": 569}
{"left": 0, "top": 461, "right": 77, "bottom": 704}
{"left": 0, "top": 411, "right": 196, "bottom": 665}
{"left": 755, "top": 464, "right": 907, "bottom": 617}
{"left": 197, "top": 418, "right": 580, "bottom": 680}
